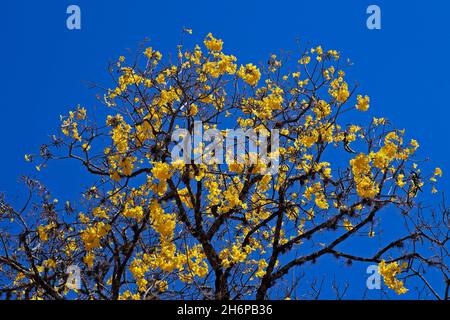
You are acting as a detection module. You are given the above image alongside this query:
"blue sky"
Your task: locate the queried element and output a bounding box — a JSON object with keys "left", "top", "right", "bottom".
{"left": 1, "top": 0, "right": 449, "bottom": 299}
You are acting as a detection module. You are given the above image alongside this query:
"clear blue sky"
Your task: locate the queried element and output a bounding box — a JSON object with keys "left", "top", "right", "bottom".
{"left": 1, "top": 0, "right": 449, "bottom": 299}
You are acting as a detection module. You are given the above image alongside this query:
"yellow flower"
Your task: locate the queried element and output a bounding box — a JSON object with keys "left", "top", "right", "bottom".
{"left": 350, "top": 153, "right": 371, "bottom": 176}
{"left": 144, "top": 47, "right": 162, "bottom": 60}
{"left": 314, "top": 193, "right": 329, "bottom": 210}
{"left": 379, "top": 260, "right": 408, "bottom": 295}
{"left": 151, "top": 162, "right": 172, "bottom": 181}
{"left": 396, "top": 174, "right": 405, "bottom": 188}
{"left": 43, "top": 259, "right": 56, "bottom": 269}
{"left": 93, "top": 207, "right": 108, "bottom": 219}
{"left": 410, "top": 139, "right": 419, "bottom": 149}
{"left": 37, "top": 223, "right": 56, "bottom": 242}
{"left": 123, "top": 204, "right": 144, "bottom": 220}
{"left": 156, "top": 280, "right": 168, "bottom": 292}
{"left": 298, "top": 56, "right": 310, "bottom": 65}
{"left": 83, "top": 252, "right": 95, "bottom": 268}
{"left": 76, "top": 106, "right": 87, "bottom": 120}
{"left": 80, "top": 222, "right": 111, "bottom": 250}
{"left": 255, "top": 259, "right": 268, "bottom": 278}
{"left": 355, "top": 95, "right": 370, "bottom": 111}
{"left": 313, "top": 100, "right": 331, "bottom": 119}
{"left": 178, "top": 188, "right": 193, "bottom": 208}
{"left": 355, "top": 176, "right": 379, "bottom": 199}
{"left": 329, "top": 78, "right": 350, "bottom": 103}
{"left": 156, "top": 73, "right": 166, "bottom": 85}
{"left": 237, "top": 64, "right": 261, "bottom": 86}
{"left": 343, "top": 219, "right": 353, "bottom": 231}
{"left": 373, "top": 117, "right": 385, "bottom": 126}
{"left": 434, "top": 167, "right": 443, "bottom": 177}
{"left": 189, "top": 103, "right": 198, "bottom": 116}
{"left": 204, "top": 33, "right": 223, "bottom": 52}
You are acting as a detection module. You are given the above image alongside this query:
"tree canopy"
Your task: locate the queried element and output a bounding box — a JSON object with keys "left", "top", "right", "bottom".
{"left": 0, "top": 31, "right": 448, "bottom": 300}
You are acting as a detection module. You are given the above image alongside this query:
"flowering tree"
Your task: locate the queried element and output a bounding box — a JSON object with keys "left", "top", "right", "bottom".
{"left": 0, "top": 31, "right": 448, "bottom": 300}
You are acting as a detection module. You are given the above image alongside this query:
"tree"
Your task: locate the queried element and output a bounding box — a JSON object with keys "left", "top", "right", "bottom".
{"left": 0, "top": 31, "right": 448, "bottom": 300}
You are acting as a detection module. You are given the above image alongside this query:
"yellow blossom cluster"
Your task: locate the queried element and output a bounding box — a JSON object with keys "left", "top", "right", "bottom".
{"left": 37, "top": 222, "right": 56, "bottom": 242}
{"left": 30, "top": 31, "right": 443, "bottom": 300}
{"left": 303, "top": 182, "right": 329, "bottom": 210}
{"left": 379, "top": 260, "right": 408, "bottom": 295}
{"left": 219, "top": 244, "right": 252, "bottom": 268}
{"left": 237, "top": 63, "right": 261, "bottom": 86}
{"left": 350, "top": 153, "right": 379, "bottom": 199}
{"left": 355, "top": 95, "right": 370, "bottom": 111}
{"left": 329, "top": 74, "right": 350, "bottom": 103}
{"left": 204, "top": 33, "right": 223, "bottom": 52}
{"left": 80, "top": 221, "right": 111, "bottom": 250}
